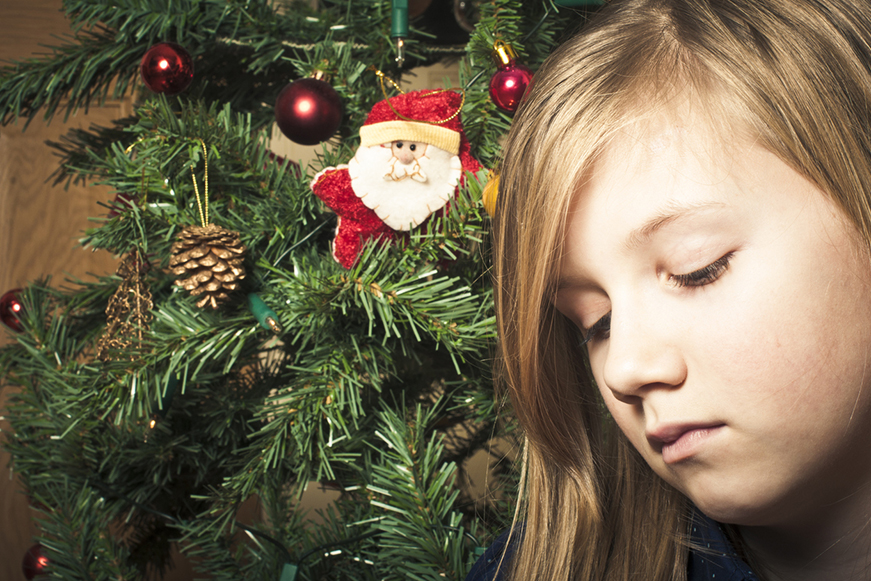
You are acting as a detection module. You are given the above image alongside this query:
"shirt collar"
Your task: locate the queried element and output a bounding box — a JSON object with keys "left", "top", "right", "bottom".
{"left": 466, "top": 513, "right": 761, "bottom": 581}
{"left": 688, "top": 512, "right": 760, "bottom": 581}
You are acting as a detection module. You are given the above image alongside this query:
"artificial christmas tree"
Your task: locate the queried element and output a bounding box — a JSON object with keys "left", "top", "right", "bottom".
{"left": 0, "top": 1, "right": 602, "bottom": 579}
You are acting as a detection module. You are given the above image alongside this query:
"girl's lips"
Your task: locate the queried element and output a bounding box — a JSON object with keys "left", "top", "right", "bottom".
{"left": 647, "top": 424, "right": 725, "bottom": 464}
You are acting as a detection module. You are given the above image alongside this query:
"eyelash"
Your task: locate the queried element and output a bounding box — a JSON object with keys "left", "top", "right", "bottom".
{"left": 579, "top": 252, "right": 734, "bottom": 345}
{"left": 669, "top": 251, "right": 734, "bottom": 288}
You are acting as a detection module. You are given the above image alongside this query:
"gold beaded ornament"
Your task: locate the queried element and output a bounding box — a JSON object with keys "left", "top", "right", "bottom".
{"left": 96, "top": 249, "right": 154, "bottom": 361}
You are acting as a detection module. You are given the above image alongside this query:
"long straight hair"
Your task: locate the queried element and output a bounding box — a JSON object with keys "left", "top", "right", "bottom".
{"left": 493, "top": 0, "right": 871, "bottom": 579}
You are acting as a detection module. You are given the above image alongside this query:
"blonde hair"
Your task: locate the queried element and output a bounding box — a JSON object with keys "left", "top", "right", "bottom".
{"left": 493, "top": 0, "right": 871, "bottom": 579}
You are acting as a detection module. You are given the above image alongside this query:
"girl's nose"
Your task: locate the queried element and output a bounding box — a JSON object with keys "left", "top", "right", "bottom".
{"left": 600, "top": 310, "right": 687, "bottom": 403}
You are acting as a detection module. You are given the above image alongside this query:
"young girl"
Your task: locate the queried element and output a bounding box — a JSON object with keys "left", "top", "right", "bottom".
{"left": 472, "top": 0, "right": 871, "bottom": 579}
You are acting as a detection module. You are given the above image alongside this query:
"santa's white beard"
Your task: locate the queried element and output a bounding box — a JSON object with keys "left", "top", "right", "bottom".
{"left": 385, "top": 158, "right": 427, "bottom": 183}
{"left": 348, "top": 143, "right": 463, "bottom": 231}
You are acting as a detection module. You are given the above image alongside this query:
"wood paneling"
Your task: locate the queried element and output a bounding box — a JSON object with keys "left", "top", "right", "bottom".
{"left": 0, "top": 115, "right": 121, "bottom": 295}
{"left": 0, "top": 0, "right": 69, "bottom": 65}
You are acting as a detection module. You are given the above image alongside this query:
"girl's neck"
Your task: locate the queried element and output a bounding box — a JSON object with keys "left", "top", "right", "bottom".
{"left": 738, "top": 491, "right": 871, "bottom": 581}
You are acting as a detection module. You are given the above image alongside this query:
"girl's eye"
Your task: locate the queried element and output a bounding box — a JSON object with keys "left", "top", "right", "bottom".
{"left": 581, "top": 312, "right": 611, "bottom": 346}
{"left": 578, "top": 252, "right": 733, "bottom": 345}
{"left": 669, "top": 252, "right": 734, "bottom": 288}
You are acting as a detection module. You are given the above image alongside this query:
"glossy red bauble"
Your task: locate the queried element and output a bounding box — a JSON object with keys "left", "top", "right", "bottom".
{"left": 140, "top": 42, "right": 194, "bottom": 95}
{"left": 22, "top": 543, "right": 49, "bottom": 580}
{"left": 274, "top": 78, "right": 343, "bottom": 145}
{"left": 0, "top": 288, "right": 24, "bottom": 332}
{"left": 489, "top": 60, "right": 533, "bottom": 113}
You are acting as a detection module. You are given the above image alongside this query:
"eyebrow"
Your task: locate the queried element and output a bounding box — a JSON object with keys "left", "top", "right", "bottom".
{"left": 554, "top": 201, "right": 727, "bottom": 291}
{"left": 623, "top": 201, "right": 727, "bottom": 252}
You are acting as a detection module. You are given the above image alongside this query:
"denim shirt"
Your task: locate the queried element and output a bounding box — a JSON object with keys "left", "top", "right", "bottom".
{"left": 465, "top": 514, "right": 759, "bottom": 581}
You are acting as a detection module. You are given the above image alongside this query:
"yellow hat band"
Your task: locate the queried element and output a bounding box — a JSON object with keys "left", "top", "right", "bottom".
{"left": 359, "top": 120, "right": 460, "bottom": 155}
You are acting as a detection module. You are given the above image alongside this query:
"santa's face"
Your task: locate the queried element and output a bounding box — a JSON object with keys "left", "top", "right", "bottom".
{"left": 347, "top": 139, "right": 463, "bottom": 231}
{"left": 385, "top": 141, "right": 429, "bottom": 183}
{"left": 390, "top": 141, "right": 427, "bottom": 166}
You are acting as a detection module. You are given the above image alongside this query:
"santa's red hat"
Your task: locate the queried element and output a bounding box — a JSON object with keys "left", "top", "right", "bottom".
{"left": 359, "top": 90, "right": 467, "bottom": 156}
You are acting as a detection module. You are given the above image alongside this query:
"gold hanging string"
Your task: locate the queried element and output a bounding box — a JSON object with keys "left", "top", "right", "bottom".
{"left": 190, "top": 139, "right": 209, "bottom": 228}
{"left": 373, "top": 67, "right": 405, "bottom": 95}
{"left": 371, "top": 68, "right": 465, "bottom": 125}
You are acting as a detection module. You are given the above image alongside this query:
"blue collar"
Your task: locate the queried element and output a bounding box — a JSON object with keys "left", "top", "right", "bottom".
{"left": 465, "top": 513, "right": 759, "bottom": 581}
{"left": 688, "top": 513, "right": 759, "bottom": 581}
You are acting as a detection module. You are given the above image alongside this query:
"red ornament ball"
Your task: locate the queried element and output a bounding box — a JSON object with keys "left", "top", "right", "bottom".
{"left": 140, "top": 42, "right": 194, "bottom": 95}
{"left": 274, "top": 78, "right": 343, "bottom": 145}
{"left": 489, "top": 60, "right": 533, "bottom": 113}
{"left": 0, "top": 288, "right": 24, "bottom": 332}
{"left": 22, "top": 543, "right": 49, "bottom": 580}
{"left": 107, "top": 191, "right": 138, "bottom": 218}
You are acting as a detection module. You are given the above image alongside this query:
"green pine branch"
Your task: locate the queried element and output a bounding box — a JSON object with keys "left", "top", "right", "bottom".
{"left": 367, "top": 400, "right": 472, "bottom": 581}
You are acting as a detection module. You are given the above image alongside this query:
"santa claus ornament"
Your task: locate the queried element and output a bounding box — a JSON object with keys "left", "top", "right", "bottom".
{"left": 310, "top": 88, "right": 483, "bottom": 268}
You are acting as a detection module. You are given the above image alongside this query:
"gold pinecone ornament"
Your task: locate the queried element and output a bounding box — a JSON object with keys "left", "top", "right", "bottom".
{"left": 169, "top": 224, "right": 246, "bottom": 309}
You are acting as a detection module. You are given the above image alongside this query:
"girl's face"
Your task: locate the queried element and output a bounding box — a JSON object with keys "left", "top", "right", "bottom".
{"left": 553, "top": 112, "right": 871, "bottom": 529}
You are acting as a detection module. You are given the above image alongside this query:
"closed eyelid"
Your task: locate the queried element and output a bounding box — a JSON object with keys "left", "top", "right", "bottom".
{"left": 552, "top": 290, "right": 609, "bottom": 343}
{"left": 554, "top": 271, "right": 590, "bottom": 291}
{"left": 581, "top": 312, "right": 611, "bottom": 345}
{"left": 556, "top": 203, "right": 732, "bottom": 291}
{"left": 669, "top": 251, "right": 735, "bottom": 288}
{"left": 572, "top": 251, "right": 732, "bottom": 345}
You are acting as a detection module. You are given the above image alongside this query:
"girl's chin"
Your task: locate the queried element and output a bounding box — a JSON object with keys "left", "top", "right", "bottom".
{"left": 680, "top": 490, "right": 786, "bottom": 527}
{"left": 653, "top": 470, "right": 783, "bottom": 526}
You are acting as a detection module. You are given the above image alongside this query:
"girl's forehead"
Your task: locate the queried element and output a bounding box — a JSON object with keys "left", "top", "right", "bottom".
{"left": 568, "top": 116, "right": 842, "bottom": 255}
{"left": 604, "top": 86, "right": 755, "bottom": 150}
{"left": 597, "top": 114, "right": 744, "bottom": 192}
